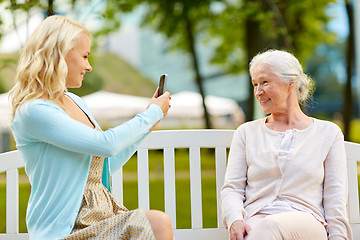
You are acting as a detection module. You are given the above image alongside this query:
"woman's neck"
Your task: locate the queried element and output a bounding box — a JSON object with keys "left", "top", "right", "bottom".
{"left": 266, "top": 107, "right": 312, "bottom": 132}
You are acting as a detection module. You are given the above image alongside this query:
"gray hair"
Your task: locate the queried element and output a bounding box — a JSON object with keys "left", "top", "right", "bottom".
{"left": 249, "top": 49, "right": 314, "bottom": 104}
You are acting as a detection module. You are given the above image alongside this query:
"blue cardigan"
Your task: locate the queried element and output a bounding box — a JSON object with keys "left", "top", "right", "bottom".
{"left": 11, "top": 92, "right": 163, "bottom": 240}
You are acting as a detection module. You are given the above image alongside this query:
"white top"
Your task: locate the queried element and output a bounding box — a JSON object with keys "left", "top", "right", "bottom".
{"left": 259, "top": 129, "right": 297, "bottom": 215}
{"left": 221, "top": 118, "right": 352, "bottom": 240}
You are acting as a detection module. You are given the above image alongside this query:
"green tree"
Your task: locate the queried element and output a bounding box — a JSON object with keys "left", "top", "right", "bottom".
{"left": 0, "top": 0, "right": 127, "bottom": 46}
{"left": 116, "top": 0, "right": 336, "bottom": 124}
{"left": 1, "top": 0, "right": 338, "bottom": 126}
{"left": 117, "top": 0, "right": 218, "bottom": 129}
{"left": 208, "top": 0, "right": 336, "bottom": 120}
{"left": 0, "top": 0, "right": 126, "bottom": 93}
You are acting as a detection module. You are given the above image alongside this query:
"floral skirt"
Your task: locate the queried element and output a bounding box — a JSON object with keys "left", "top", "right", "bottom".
{"left": 61, "top": 156, "right": 155, "bottom": 240}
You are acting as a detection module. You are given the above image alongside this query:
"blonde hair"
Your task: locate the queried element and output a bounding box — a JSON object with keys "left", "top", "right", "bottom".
{"left": 9, "top": 15, "right": 90, "bottom": 120}
{"left": 249, "top": 49, "right": 314, "bottom": 104}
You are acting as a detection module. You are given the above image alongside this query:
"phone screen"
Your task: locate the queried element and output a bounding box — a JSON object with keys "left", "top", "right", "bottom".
{"left": 158, "top": 74, "right": 167, "bottom": 96}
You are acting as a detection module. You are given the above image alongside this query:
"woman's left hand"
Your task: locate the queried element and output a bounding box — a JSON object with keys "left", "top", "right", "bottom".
{"left": 148, "top": 88, "right": 171, "bottom": 117}
{"left": 148, "top": 87, "right": 171, "bottom": 131}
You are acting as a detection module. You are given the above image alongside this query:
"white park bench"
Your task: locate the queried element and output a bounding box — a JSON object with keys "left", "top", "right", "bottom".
{"left": 0, "top": 129, "right": 359, "bottom": 239}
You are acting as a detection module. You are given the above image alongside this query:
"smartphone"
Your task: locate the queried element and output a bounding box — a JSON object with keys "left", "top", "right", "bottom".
{"left": 158, "top": 74, "right": 167, "bottom": 96}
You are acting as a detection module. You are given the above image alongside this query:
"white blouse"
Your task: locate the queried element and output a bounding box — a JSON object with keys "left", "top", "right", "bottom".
{"left": 259, "top": 129, "right": 297, "bottom": 215}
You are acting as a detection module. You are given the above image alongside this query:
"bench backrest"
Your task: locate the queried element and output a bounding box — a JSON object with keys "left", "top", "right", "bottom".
{"left": 0, "top": 129, "right": 359, "bottom": 239}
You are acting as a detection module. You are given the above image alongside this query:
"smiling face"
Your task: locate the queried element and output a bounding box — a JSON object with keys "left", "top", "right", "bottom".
{"left": 251, "top": 63, "right": 292, "bottom": 115}
{"left": 65, "top": 33, "right": 92, "bottom": 88}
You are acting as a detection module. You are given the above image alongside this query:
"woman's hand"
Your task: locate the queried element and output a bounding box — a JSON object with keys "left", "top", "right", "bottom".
{"left": 148, "top": 88, "right": 171, "bottom": 117}
{"left": 148, "top": 88, "right": 171, "bottom": 131}
{"left": 230, "top": 220, "right": 251, "bottom": 240}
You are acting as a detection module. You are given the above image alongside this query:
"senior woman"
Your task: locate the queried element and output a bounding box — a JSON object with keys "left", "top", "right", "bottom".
{"left": 221, "top": 49, "right": 352, "bottom": 240}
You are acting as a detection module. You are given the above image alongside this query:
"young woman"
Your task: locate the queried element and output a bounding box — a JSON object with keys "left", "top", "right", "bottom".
{"left": 10, "top": 15, "right": 173, "bottom": 240}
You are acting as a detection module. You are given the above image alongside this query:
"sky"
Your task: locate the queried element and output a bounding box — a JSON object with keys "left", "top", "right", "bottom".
{"left": 0, "top": 0, "right": 105, "bottom": 52}
{"left": 326, "top": 0, "right": 349, "bottom": 41}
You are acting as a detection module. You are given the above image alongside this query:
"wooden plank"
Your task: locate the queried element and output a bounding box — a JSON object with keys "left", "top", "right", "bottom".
{"left": 111, "top": 168, "right": 123, "bottom": 203}
{"left": 173, "top": 228, "right": 229, "bottom": 240}
{"left": 345, "top": 141, "right": 360, "bottom": 224}
{"left": 137, "top": 149, "right": 150, "bottom": 210}
{"left": 163, "top": 148, "right": 176, "bottom": 228}
{"left": 6, "top": 169, "right": 19, "bottom": 234}
{"left": 0, "top": 151, "right": 24, "bottom": 173}
{"left": 0, "top": 233, "right": 29, "bottom": 240}
{"left": 215, "top": 147, "right": 227, "bottom": 228}
{"left": 347, "top": 159, "right": 360, "bottom": 223}
{"left": 139, "top": 130, "right": 234, "bottom": 149}
{"left": 189, "top": 147, "right": 202, "bottom": 229}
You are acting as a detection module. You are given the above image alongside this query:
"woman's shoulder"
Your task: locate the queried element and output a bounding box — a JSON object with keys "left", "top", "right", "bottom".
{"left": 312, "top": 118, "right": 342, "bottom": 132}
{"left": 12, "top": 99, "right": 63, "bottom": 130}
{"left": 311, "top": 118, "right": 343, "bottom": 140}
{"left": 235, "top": 118, "right": 264, "bottom": 131}
{"left": 19, "top": 99, "right": 60, "bottom": 113}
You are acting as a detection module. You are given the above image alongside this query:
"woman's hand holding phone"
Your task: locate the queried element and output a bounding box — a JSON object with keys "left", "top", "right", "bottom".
{"left": 147, "top": 74, "right": 170, "bottom": 131}
{"left": 150, "top": 90, "right": 170, "bottom": 117}
{"left": 148, "top": 91, "right": 170, "bottom": 131}
{"left": 158, "top": 74, "right": 167, "bottom": 97}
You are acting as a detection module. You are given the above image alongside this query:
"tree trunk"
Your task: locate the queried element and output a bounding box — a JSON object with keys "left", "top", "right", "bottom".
{"left": 47, "top": 0, "right": 55, "bottom": 17}
{"left": 343, "top": 1, "right": 355, "bottom": 140}
{"left": 244, "top": 0, "right": 293, "bottom": 121}
{"left": 185, "top": 18, "right": 212, "bottom": 129}
{"left": 245, "top": 17, "right": 261, "bottom": 121}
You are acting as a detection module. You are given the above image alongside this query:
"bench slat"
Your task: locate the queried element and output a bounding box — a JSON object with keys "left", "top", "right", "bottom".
{"left": 164, "top": 148, "right": 177, "bottom": 228}
{"left": 6, "top": 169, "right": 19, "bottom": 234}
{"left": 137, "top": 149, "right": 150, "bottom": 210}
{"left": 345, "top": 141, "right": 360, "bottom": 226}
{"left": 0, "top": 233, "right": 29, "bottom": 240}
{"left": 139, "top": 130, "right": 234, "bottom": 149}
{"left": 189, "top": 147, "right": 203, "bottom": 229}
{"left": 215, "top": 147, "right": 227, "bottom": 228}
{"left": 0, "top": 151, "right": 23, "bottom": 173}
{"left": 347, "top": 159, "right": 360, "bottom": 223}
{"left": 111, "top": 167, "right": 123, "bottom": 203}
{"left": 174, "top": 228, "right": 229, "bottom": 240}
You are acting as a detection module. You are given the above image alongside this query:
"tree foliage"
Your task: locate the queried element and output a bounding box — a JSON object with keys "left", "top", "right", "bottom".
{"left": 115, "top": 0, "right": 337, "bottom": 122}
{"left": 206, "top": 0, "right": 337, "bottom": 120}
{"left": 0, "top": 0, "right": 341, "bottom": 124}
{"left": 117, "top": 0, "right": 221, "bottom": 128}
{"left": 209, "top": 0, "right": 336, "bottom": 71}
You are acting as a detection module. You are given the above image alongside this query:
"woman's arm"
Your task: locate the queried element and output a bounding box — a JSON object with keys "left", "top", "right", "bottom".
{"left": 13, "top": 100, "right": 163, "bottom": 157}
{"left": 108, "top": 135, "right": 147, "bottom": 174}
{"left": 323, "top": 130, "right": 352, "bottom": 240}
{"left": 220, "top": 128, "right": 248, "bottom": 230}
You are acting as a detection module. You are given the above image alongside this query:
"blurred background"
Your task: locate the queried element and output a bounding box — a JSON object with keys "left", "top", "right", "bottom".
{"left": 1, "top": 0, "right": 360, "bottom": 233}
{"left": 0, "top": 0, "right": 359, "bottom": 149}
